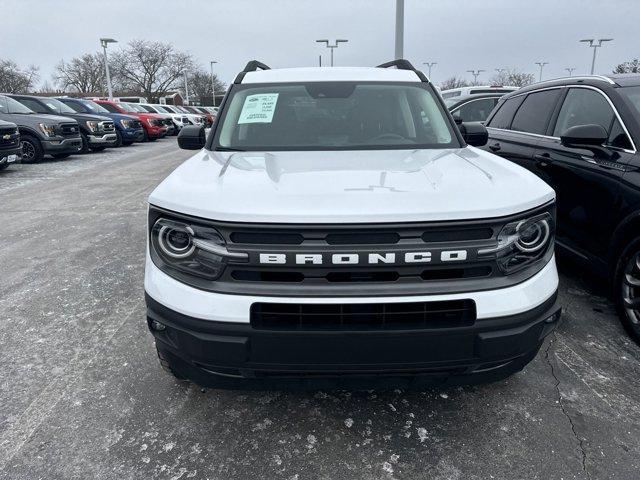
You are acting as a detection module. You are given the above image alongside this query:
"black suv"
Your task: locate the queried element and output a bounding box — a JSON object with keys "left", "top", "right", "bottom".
{"left": 0, "top": 119, "right": 20, "bottom": 170}
{"left": 9, "top": 95, "right": 116, "bottom": 154}
{"left": 481, "top": 74, "right": 640, "bottom": 341}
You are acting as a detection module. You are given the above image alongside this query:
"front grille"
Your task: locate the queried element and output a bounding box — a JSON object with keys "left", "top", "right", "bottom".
{"left": 100, "top": 121, "right": 115, "bottom": 132}
{"left": 60, "top": 123, "right": 79, "bottom": 136}
{"left": 0, "top": 127, "right": 19, "bottom": 148}
{"left": 251, "top": 300, "right": 476, "bottom": 330}
{"left": 132, "top": 120, "right": 142, "bottom": 129}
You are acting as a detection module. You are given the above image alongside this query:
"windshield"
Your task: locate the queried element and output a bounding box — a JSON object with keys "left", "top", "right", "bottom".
{"left": 174, "top": 106, "right": 190, "bottom": 114}
{"left": 214, "top": 82, "right": 459, "bottom": 151}
{"left": 126, "top": 103, "right": 148, "bottom": 113}
{"left": 0, "top": 95, "right": 34, "bottom": 114}
{"left": 444, "top": 98, "right": 460, "bottom": 108}
{"left": 162, "top": 105, "right": 177, "bottom": 113}
{"left": 620, "top": 86, "right": 640, "bottom": 118}
{"left": 139, "top": 105, "right": 157, "bottom": 113}
{"left": 41, "top": 98, "right": 76, "bottom": 115}
{"left": 154, "top": 106, "right": 169, "bottom": 113}
{"left": 80, "top": 100, "right": 110, "bottom": 114}
{"left": 118, "top": 102, "right": 138, "bottom": 113}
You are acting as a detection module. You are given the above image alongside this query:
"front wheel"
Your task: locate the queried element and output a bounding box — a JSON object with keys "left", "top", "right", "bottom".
{"left": 114, "top": 130, "right": 123, "bottom": 148}
{"left": 80, "top": 133, "right": 90, "bottom": 154}
{"left": 615, "top": 238, "right": 640, "bottom": 344}
{"left": 20, "top": 135, "right": 44, "bottom": 163}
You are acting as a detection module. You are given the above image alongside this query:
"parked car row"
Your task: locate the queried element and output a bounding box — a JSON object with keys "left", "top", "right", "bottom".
{"left": 0, "top": 93, "right": 216, "bottom": 168}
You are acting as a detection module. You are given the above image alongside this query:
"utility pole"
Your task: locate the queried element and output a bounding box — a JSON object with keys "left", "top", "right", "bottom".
{"left": 535, "top": 62, "right": 549, "bottom": 82}
{"left": 315, "top": 39, "right": 348, "bottom": 66}
{"left": 580, "top": 38, "right": 613, "bottom": 74}
{"left": 565, "top": 67, "right": 576, "bottom": 77}
{"left": 395, "top": 0, "right": 404, "bottom": 59}
{"left": 422, "top": 62, "right": 437, "bottom": 79}
{"left": 467, "top": 69, "right": 485, "bottom": 85}
{"left": 210, "top": 60, "right": 218, "bottom": 107}
{"left": 99, "top": 37, "right": 117, "bottom": 100}
{"left": 184, "top": 72, "right": 190, "bottom": 105}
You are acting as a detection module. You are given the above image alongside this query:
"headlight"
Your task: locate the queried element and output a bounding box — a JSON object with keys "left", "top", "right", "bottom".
{"left": 478, "top": 211, "right": 554, "bottom": 274}
{"left": 38, "top": 123, "right": 56, "bottom": 137}
{"left": 85, "top": 121, "right": 99, "bottom": 133}
{"left": 150, "top": 217, "right": 246, "bottom": 282}
{"left": 120, "top": 119, "right": 133, "bottom": 129}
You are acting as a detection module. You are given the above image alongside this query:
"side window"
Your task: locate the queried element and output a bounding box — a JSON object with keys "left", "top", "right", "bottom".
{"left": 607, "top": 118, "right": 633, "bottom": 150}
{"left": 453, "top": 98, "right": 497, "bottom": 122}
{"left": 511, "top": 89, "right": 561, "bottom": 135}
{"left": 18, "top": 98, "right": 47, "bottom": 114}
{"left": 553, "top": 88, "right": 615, "bottom": 137}
{"left": 100, "top": 103, "right": 119, "bottom": 113}
{"left": 486, "top": 96, "right": 525, "bottom": 130}
{"left": 66, "top": 101, "right": 87, "bottom": 113}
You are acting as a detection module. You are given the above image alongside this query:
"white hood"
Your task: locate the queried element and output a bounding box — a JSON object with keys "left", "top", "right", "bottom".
{"left": 149, "top": 147, "right": 555, "bottom": 224}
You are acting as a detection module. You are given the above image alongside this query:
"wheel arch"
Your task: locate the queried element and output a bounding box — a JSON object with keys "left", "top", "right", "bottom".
{"left": 610, "top": 210, "right": 640, "bottom": 276}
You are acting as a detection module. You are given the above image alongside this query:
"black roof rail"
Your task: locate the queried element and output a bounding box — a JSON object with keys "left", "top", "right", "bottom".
{"left": 376, "top": 59, "right": 429, "bottom": 82}
{"left": 234, "top": 60, "right": 271, "bottom": 84}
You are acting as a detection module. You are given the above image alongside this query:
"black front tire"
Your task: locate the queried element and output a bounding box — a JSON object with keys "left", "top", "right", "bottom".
{"left": 614, "top": 237, "right": 640, "bottom": 344}
{"left": 114, "top": 130, "right": 123, "bottom": 147}
{"left": 52, "top": 153, "right": 71, "bottom": 159}
{"left": 20, "top": 135, "right": 44, "bottom": 163}
{"left": 0, "top": 162, "right": 9, "bottom": 171}
{"left": 80, "top": 133, "right": 90, "bottom": 154}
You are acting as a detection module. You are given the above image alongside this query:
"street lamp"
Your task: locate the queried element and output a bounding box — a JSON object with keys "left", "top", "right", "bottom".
{"left": 99, "top": 37, "right": 117, "bottom": 100}
{"left": 580, "top": 38, "right": 613, "bottom": 74}
{"left": 395, "top": 0, "right": 404, "bottom": 59}
{"left": 535, "top": 62, "right": 549, "bottom": 82}
{"left": 422, "top": 62, "right": 437, "bottom": 79}
{"left": 210, "top": 60, "right": 218, "bottom": 107}
{"left": 183, "top": 71, "right": 190, "bottom": 105}
{"left": 565, "top": 67, "right": 576, "bottom": 77}
{"left": 467, "top": 69, "right": 485, "bottom": 85}
{"left": 316, "top": 39, "right": 348, "bottom": 67}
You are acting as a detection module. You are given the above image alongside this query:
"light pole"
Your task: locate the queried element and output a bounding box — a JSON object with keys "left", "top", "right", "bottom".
{"left": 467, "top": 69, "right": 485, "bottom": 85}
{"left": 580, "top": 38, "right": 613, "bottom": 74}
{"left": 99, "top": 37, "right": 117, "bottom": 100}
{"left": 422, "top": 62, "right": 437, "bottom": 79}
{"left": 184, "top": 72, "right": 190, "bottom": 105}
{"left": 565, "top": 67, "right": 576, "bottom": 77}
{"left": 395, "top": 0, "right": 404, "bottom": 59}
{"left": 535, "top": 62, "right": 548, "bottom": 82}
{"left": 315, "top": 39, "right": 348, "bottom": 67}
{"left": 210, "top": 60, "right": 218, "bottom": 107}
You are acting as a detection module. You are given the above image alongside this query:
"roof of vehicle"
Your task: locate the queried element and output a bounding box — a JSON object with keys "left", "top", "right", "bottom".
{"left": 444, "top": 92, "right": 510, "bottom": 107}
{"left": 499, "top": 74, "right": 640, "bottom": 100}
{"left": 441, "top": 85, "right": 518, "bottom": 93}
{"left": 241, "top": 66, "right": 423, "bottom": 84}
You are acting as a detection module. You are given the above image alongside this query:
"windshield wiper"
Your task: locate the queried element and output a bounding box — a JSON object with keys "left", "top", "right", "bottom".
{"left": 215, "top": 147, "right": 246, "bottom": 152}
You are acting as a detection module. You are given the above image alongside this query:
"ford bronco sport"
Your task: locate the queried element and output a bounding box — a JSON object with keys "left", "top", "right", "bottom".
{"left": 145, "top": 60, "right": 561, "bottom": 388}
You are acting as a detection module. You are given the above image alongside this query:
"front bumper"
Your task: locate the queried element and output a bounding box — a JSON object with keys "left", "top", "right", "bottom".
{"left": 0, "top": 146, "right": 21, "bottom": 164}
{"left": 41, "top": 137, "right": 82, "bottom": 154}
{"left": 145, "top": 255, "right": 561, "bottom": 388}
{"left": 121, "top": 128, "right": 145, "bottom": 142}
{"left": 87, "top": 133, "right": 117, "bottom": 145}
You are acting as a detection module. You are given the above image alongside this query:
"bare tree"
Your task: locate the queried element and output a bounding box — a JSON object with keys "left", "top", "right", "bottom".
{"left": 0, "top": 59, "right": 39, "bottom": 93}
{"left": 54, "top": 53, "right": 105, "bottom": 93}
{"left": 187, "top": 68, "right": 226, "bottom": 105}
{"left": 614, "top": 59, "right": 640, "bottom": 74}
{"left": 489, "top": 69, "right": 535, "bottom": 87}
{"left": 440, "top": 76, "right": 470, "bottom": 90}
{"left": 110, "top": 40, "right": 195, "bottom": 101}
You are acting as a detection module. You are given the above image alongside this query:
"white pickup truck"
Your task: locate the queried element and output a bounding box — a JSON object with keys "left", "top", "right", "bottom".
{"left": 144, "top": 60, "right": 561, "bottom": 389}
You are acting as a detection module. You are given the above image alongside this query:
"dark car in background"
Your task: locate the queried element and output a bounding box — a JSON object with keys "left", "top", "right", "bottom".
{"left": 57, "top": 98, "right": 144, "bottom": 147}
{"left": 481, "top": 74, "right": 640, "bottom": 342}
{"left": 0, "top": 94, "right": 82, "bottom": 162}
{"left": 9, "top": 94, "right": 116, "bottom": 154}
{"left": 0, "top": 119, "right": 20, "bottom": 170}
{"left": 445, "top": 92, "right": 509, "bottom": 123}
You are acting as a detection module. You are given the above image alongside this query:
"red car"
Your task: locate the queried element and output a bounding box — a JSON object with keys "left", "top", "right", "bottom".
{"left": 94, "top": 100, "right": 167, "bottom": 141}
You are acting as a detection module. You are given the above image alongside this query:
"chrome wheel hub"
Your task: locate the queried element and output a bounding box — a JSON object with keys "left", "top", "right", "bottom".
{"left": 21, "top": 140, "right": 35, "bottom": 160}
{"left": 622, "top": 252, "right": 640, "bottom": 324}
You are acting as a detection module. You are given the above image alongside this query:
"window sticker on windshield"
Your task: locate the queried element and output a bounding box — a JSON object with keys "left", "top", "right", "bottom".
{"left": 238, "top": 93, "right": 279, "bottom": 124}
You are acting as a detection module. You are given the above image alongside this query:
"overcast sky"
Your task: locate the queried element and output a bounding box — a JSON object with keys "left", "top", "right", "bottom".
{"left": 2, "top": 0, "right": 638, "bottom": 89}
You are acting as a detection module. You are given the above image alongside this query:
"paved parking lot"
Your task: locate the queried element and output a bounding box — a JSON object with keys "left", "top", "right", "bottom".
{"left": 1, "top": 140, "right": 639, "bottom": 480}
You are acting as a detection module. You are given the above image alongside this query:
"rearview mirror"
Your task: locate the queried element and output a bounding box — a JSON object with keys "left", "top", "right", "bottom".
{"left": 560, "top": 124, "right": 608, "bottom": 148}
{"left": 459, "top": 122, "right": 488, "bottom": 147}
{"left": 177, "top": 125, "right": 206, "bottom": 150}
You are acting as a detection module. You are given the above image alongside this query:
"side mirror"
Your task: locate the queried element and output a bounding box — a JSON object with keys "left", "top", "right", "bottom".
{"left": 459, "top": 121, "right": 488, "bottom": 147}
{"left": 177, "top": 125, "right": 206, "bottom": 150}
{"left": 560, "top": 124, "right": 608, "bottom": 148}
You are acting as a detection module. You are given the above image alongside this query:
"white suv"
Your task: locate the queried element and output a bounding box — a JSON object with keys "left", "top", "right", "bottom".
{"left": 145, "top": 60, "right": 561, "bottom": 389}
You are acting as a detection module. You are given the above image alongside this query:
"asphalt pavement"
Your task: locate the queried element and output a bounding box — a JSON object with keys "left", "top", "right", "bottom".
{"left": 0, "top": 140, "right": 639, "bottom": 480}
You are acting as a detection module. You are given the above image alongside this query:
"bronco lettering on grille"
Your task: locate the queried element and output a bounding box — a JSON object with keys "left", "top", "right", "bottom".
{"left": 258, "top": 251, "right": 468, "bottom": 265}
